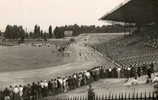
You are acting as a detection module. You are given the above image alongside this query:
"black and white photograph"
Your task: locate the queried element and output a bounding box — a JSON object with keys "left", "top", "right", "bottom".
{"left": 0, "top": 0, "right": 158, "bottom": 100}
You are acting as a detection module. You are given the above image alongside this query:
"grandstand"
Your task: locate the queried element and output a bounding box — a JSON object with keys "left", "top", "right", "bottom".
{"left": 98, "top": 0, "right": 158, "bottom": 71}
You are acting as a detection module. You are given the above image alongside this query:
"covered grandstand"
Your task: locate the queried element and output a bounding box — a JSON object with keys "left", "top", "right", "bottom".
{"left": 100, "top": 0, "right": 158, "bottom": 25}
{"left": 97, "top": 0, "right": 158, "bottom": 70}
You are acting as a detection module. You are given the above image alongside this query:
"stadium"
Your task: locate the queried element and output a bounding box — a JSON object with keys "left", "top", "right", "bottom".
{"left": 1, "top": 0, "right": 158, "bottom": 100}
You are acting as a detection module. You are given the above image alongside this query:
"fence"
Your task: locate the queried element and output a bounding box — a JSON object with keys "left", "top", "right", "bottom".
{"left": 50, "top": 92, "right": 158, "bottom": 100}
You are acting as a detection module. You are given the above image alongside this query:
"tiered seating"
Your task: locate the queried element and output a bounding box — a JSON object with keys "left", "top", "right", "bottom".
{"left": 118, "top": 55, "right": 158, "bottom": 67}
{"left": 144, "top": 39, "right": 158, "bottom": 48}
{"left": 104, "top": 36, "right": 143, "bottom": 59}
{"left": 90, "top": 34, "right": 158, "bottom": 70}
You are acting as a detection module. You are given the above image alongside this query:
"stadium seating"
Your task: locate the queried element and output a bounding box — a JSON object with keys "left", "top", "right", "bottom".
{"left": 90, "top": 34, "right": 158, "bottom": 70}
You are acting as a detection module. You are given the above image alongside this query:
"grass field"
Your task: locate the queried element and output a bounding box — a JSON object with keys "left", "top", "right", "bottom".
{"left": 0, "top": 44, "right": 73, "bottom": 72}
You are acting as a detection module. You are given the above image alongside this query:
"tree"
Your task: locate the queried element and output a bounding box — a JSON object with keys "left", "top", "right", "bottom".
{"left": 43, "top": 32, "right": 48, "bottom": 41}
{"left": 18, "top": 26, "right": 25, "bottom": 38}
{"left": 18, "top": 26, "right": 25, "bottom": 43}
{"left": 25, "top": 32, "right": 29, "bottom": 39}
{"left": 72, "top": 24, "right": 80, "bottom": 36}
{"left": 29, "top": 32, "right": 33, "bottom": 38}
{"left": 48, "top": 25, "right": 53, "bottom": 38}
{"left": 54, "top": 27, "right": 64, "bottom": 38}
{"left": 4, "top": 25, "right": 12, "bottom": 39}
{"left": 40, "top": 30, "right": 44, "bottom": 38}
{"left": 4, "top": 25, "right": 25, "bottom": 39}
{"left": 33, "top": 25, "right": 41, "bottom": 38}
{"left": 0, "top": 30, "right": 2, "bottom": 36}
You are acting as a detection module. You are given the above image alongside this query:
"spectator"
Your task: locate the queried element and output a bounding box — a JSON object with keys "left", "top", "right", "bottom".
{"left": 88, "top": 84, "right": 95, "bottom": 100}
{"left": 13, "top": 85, "right": 20, "bottom": 100}
{"left": 19, "top": 85, "right": 23, "bottom": 100}
{"left": 3, "top": 88, "right": 10, "bottom": 100}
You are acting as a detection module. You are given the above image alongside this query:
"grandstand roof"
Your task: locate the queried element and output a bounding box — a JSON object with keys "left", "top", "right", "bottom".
{"left": 100, "top": 0, "right": 158, "bottom": 24}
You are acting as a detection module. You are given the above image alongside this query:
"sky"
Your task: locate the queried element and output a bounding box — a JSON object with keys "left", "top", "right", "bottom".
{"left": 0, "top": 0, "right": 124, "bottom": 32}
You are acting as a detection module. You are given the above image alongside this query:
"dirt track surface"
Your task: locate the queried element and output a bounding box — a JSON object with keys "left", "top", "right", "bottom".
{"left": 0, "top": 34, "right": 118, "bottom": 89}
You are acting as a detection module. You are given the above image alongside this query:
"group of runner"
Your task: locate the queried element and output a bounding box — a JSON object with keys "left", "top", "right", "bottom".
{"left": 0, "top": 63, "right": 154, "bottom": 100}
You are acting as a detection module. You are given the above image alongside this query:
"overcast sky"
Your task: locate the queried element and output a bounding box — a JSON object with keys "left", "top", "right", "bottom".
{"left": 0, "top": 0, "right": 124, "bottom": 32}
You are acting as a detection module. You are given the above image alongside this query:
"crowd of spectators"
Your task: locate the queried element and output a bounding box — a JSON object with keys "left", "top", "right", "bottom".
{"left": 0, "top": 63, "right": 154, "bottom": 100}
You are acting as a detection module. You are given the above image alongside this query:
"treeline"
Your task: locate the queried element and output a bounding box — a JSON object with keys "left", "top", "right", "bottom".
{"left": 3, "top": 25, "right": 53, "bottom": 41}
{"left": 54, "top": 24, "right": 130, "bottom": 38}
{"left": 1, "top": 24, "right": 130, "bottom": 40}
